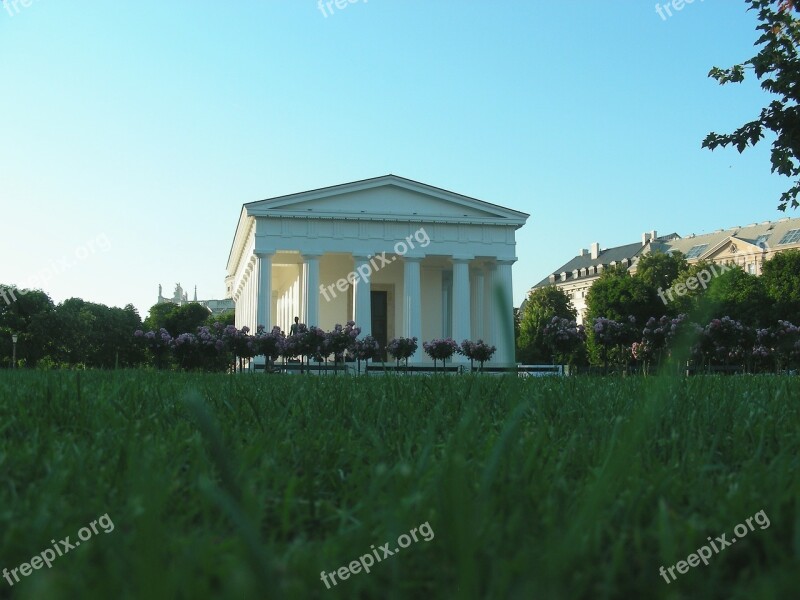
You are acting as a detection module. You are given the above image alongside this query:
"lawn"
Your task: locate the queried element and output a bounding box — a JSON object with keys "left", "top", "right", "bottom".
{"left": 0, "top": 371, "right": 797, "bottom": 599}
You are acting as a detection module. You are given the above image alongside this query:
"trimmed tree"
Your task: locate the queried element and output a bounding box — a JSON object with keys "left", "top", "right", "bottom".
{"left": 517, "top": 286, "right": 576, "bottom": 364}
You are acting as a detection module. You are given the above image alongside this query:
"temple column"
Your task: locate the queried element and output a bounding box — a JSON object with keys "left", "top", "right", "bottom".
{"left": 302, "top": 254, "right": 321, "bottom": 327}
{"left": 483, "top": 263, "right": 497, "bottom": 349}
{"left": 451, "top": 256, "right": 472, "bottom": 361}
{"left": 403, "top": 256, "right": 423, "bottom": 362}
{"left": 353, "top": 255, "right": 372, "bottom": 336}
{"left": 494, "top": 259, "right": 516, "bottom": 365}
{"left": 472, "top": 267, "right": 484, "bottom": 340}
{"left": 255, "top": 252, "right": 273, "bottom": 331}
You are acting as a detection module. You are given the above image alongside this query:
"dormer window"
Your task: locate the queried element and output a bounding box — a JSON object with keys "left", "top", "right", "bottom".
{"left": 685, "top": 244, "right": 709, "bottom": 259}
{"left": 778, "top": 229, "right": 800, "bottom": 245}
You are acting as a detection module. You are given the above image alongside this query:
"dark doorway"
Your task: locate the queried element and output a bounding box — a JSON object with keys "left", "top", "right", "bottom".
{"left": 371, "top": 291, "right": 388, "bottom": 361}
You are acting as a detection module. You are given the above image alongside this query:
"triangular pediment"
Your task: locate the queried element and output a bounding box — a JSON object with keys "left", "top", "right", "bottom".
{"left": 244, "top": 175, "right": 528, "bottom": 224}
{"left": 704, "top": 235, "right": 761, "bottom": 261}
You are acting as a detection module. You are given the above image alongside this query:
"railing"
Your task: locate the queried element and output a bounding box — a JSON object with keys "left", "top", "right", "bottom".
{"left": 249, "top": 361, "right": 352, "bottom": 375}
{"left": 247, "top": 360, "right": 566, "bottom": 376}
{"left": 474, "top": 364, "right": 564, "bottom": 376}
{"left": 365, "top": 364, "right": 463, "bottom": 374}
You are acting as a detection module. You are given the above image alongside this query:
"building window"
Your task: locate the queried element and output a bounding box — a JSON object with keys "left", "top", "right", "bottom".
{"left": 778, "top": 229, "right": 800, "bottom": 245}
{"left": 747, "top": 262, "right": 756, "bottom": 274}
{"left": 755, "top": 234, "right": 770, "bottom": 248}
{"left": 685, "top": 244, "right": 709, "bottom": 259}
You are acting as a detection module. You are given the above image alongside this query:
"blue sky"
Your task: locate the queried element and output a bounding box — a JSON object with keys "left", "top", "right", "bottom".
{"left": 0, "top": 1, "right": 789, "bottom": 318}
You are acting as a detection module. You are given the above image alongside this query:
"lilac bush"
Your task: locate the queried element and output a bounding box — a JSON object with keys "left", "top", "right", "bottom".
{"left": 754, "top": 320, "right": 800, "bottom": 372}
{"left": 171, "top": 332, "right": 199, "bottom": 370}
{"left": 542, "top": 316, "right": 586, "bottom": 366}
{"left": 423, "top": 338, "right": 459, "bottom": 370}
{"left": 353, "top": 334, "right": 381, "bottom": 372}
{"left": 387, "top": 337, "right": 418, "bottom": 368}
{"left": 693, "top": 317, "right": 756, "bottom": 368}
{"left": 134, "top": 325, "right": 232, "bottom": 371}
{"left": 302, "top": 326, "right": 330, "bottom": 364}
{"left": 133, "top": 328, "right": 173, "bottom": 369}
{"left": 592, "top": 317, "right": 626, "bottom": 347}
{"left": 459, "top": 339, "right": 497, "bottom": 370}
{"left": 281, "top": 323, "right": 308, "bottom": 362}
{"left": 591, "top": 317, "right": 628, "bottom": 369}
{"left": 327, "top": 321, "right": 361, "bottom": 366}
{"left": 223, "top": 325, "right": 256, "bottom": 372}
{"left": 254, "top": 325, "right": 284, "bottom": 370}
{"left": 635, "top": 314, "right": 689, "bottom": 370}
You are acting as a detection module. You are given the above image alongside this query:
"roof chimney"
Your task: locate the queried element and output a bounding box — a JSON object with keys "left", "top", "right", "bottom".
{"left": 642, "top": 232, "right": 651, "bottom": 246}
{"left": 650, "top": 230, "right": 657, "bottom": 241}
{"left": 579, "top": 248, "right": 588, "bottom": 257}
{"left": 590, "top": 242, "right": 600, "bottom": 260}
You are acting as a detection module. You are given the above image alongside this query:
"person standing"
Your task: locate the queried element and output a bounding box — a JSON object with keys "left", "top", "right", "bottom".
{"left": 290, "top": 316, "right": 300, "bottom": 336}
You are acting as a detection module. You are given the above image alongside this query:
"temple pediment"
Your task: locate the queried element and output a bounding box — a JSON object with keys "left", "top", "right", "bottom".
{"left": 244, "top": 175, "right": 528, "bottom": 225}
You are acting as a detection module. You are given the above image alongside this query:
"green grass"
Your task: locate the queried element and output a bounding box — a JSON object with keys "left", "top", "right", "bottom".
{"left": 0, "top": 371, "right": 798, "bottom": 599}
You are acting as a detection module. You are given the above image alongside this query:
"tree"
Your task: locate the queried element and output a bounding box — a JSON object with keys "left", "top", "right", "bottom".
{"left": 702, "top": 0, "right": 800, "bottom": 211}
{"left": 207, "top": 310, "right": 235, "bottom": 329}
{"left": 144, "top": 302, "right": 211, "bottom": 337}
{"left": 144, "top": 302, "right": 178, "bottom": 332}
{"left": 163, "top": 303, "right": 211, "bottom": 337}
{"left": 667, "top": 259, "right": 718, "bottom": 316}
{"left": 42, "top": 299, "right": 146, "bottom": 368}
{"left": 634, "top": 251, "right": 688, "bottom": 297}
{"left": 703, "top": 266, "right": 771, "bottom": 326}
{"left": 585, "top": 265, "right": 664, "bottom": 326}
{"left": 0, "top": 286, "right": 55, "bottom": 367}
{"left": 42, "top": 298, "right": 97, "bottom": 366}
{"left": 761, "top": 248, "right": 800, "bottom": 319}
{"left": 541, "top": 316, "right": 586, "bottom": 367}
{"left": 517, "top": 286, "right": 575, "bottom": 363}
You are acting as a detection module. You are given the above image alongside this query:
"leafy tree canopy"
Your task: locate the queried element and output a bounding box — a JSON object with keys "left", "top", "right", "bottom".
{"left": 703, "top": 266, "right": 771, "bottom": 326}
{"left": 703, "top": 0, "right": 800, "bottom": 211}
{"left": 163, "top": 303, "right": 212, "bottom": 337}
{"left": 667, "top": 259, "right": 719, "bottom": 316}
{"left": 635, "top": 251, "right": 688, "bottom": 299}
{"left": 517, "top": 286, "right": 575, "bottom": 363}
{"left": 207, "top": 310, "right": 235, "bottom": 329}
{"left": 143, "top": 302, "right": 179, "bottom": 332}
{"left": 761, "top": 248, "right": 800, "bottom": 318}
{"left": 586, "top": 265, "right": 663, "bottom": 326}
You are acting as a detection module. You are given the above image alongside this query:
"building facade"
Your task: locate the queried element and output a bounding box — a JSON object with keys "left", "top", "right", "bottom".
{"left": 531, "top": 217, "right": 800, "bottom": 324}
{"left": 157, "top": 283, "right": 234, "bottom": 316}
{"left": 225, "top": 175, "right": 529, "bottom": 365}
{"left": 649, "top": 218, "right": 800, "bottom": 276}
{"left": 529, "top": 231, "right": 676, "bottom": 324}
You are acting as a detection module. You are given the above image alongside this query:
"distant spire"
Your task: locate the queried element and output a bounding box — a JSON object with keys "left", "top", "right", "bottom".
{"left": 193, "top": 285, "right": 197, "bottom": 302}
